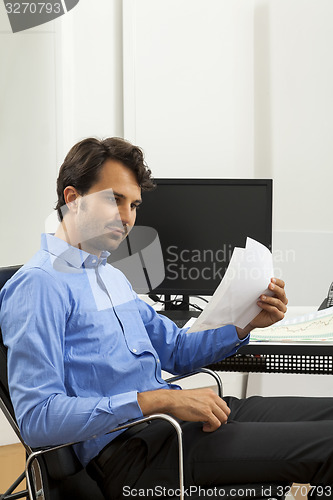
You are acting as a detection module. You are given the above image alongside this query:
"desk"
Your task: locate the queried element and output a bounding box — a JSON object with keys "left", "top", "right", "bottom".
{"left": 208, "top": 342, "right": 333, "bottom": 375}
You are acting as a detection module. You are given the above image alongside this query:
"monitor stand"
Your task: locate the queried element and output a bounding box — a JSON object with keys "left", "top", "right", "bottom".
{"left": 158, "top": 295, "right": 200, "bottom": 322}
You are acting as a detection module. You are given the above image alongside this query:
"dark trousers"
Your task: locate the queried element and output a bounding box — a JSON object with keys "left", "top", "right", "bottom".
{"left": 88, "top": 396, "right": 333, "bottom": 499}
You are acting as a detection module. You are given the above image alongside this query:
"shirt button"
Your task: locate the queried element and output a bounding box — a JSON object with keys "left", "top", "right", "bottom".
{"left": 235, "top": 342, "right": 240, "bottom": 346}
{"left": 157, "top": 358, "right": 160, "bottom": 363}
{"left": 92, "top": 259, "right": 97, "bottom": 264}
{"left": 132, "top": 348, "right": 137, "bottom": 353}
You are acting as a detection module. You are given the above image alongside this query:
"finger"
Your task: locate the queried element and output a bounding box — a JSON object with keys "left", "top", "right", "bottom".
{"left": 259, "top": 294, "right": 288, "bottom": 313}
{"left": 257, "top": 301, "right": 286, "bottom": 321}
{"left": 268, "top": 281, "right": 288, "bottom": 306}
{"left": 201, "top": 397, "right": 230, "bottom": 431}
{"left": 217, "top": 398, "right": 231, "bottom": 417}
{"left": 202, "top": 412, "right": 223, "bottom": 432}
{"left": 202, "top": 421, "right": 218, "bottom": 432}
{"left": 213, "top": 405, "right": 230, "bottom": 425}
{"left": 271, "top": 277, "right": 285, "bottom": 289}
{"left": 212, "top": 397, "right": 230, "bottom": 424}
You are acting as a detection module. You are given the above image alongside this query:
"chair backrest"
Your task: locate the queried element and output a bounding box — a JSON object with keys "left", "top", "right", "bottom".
{"left": 0, "top": 266, "right": 25, "bottom": 444}
{"left": 0, "top": 265, "right": 22, "bottom": 290}
{"left": 0, "top": 265, "right": 105, "bottom": 500}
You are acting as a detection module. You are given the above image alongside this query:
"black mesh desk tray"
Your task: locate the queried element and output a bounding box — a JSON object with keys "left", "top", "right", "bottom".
{"left": 207, "top": 343, "right": 333, "bottom": 375}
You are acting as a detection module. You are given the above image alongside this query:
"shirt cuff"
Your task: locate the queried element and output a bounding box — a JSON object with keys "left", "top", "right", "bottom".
{"left": 109, "top": 391, "right": 143, "bottom": 424}
{"left": 215, "top": 324, "right": 250, "bottom": 360}
{"left": 232, "top": 325, "right": 250, "bottom": 347}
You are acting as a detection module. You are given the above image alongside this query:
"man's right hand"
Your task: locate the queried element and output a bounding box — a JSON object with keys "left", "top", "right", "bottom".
{"left": 137, "top": 388, "right": 230, "bottom": 432}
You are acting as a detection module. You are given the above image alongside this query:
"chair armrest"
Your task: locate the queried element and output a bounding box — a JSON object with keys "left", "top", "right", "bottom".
{"left": 25, "top": 413, "right": 185, "bottom": 500}
{"left": 166, "top": 367, "right": 223, "bottom": 397}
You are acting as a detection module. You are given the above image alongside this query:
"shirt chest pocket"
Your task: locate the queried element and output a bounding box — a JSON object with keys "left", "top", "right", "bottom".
{"left": 112, "top": 304, "right": 157, "bottom": 357}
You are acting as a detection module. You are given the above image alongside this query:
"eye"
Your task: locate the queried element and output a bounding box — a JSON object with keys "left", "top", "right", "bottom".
{"left": 109, "top": 195, "right": 120, "bottom": 204}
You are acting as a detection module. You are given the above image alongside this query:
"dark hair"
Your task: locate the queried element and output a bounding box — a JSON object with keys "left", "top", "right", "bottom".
{"left": 55, "top": 137, "right": 155, "bottom": 220}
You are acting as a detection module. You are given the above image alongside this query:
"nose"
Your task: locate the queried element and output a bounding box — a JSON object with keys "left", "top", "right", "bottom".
{"left": 117, "top": 204, "right": 133, "bottom": 228}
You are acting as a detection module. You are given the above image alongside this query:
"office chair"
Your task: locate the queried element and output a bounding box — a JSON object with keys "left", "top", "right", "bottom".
{"left": 0, "top": 265, "right": 288, "bottom": 500}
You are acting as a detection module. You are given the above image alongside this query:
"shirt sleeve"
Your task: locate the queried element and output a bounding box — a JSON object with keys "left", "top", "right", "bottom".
{"left": 0, "top": 268, "right": 143, "bottom": 449}
{"left": 135, "top": 297, "right": 249, "bottom": 374}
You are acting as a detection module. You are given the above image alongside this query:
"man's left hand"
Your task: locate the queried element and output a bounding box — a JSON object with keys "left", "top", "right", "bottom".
{"left": 236, "top": 278, "right": 288, "bottom": 339}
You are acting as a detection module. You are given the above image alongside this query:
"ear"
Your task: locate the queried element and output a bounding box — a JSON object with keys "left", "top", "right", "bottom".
{"left": 63, "top": 186, "right": 80, "bottom": 213}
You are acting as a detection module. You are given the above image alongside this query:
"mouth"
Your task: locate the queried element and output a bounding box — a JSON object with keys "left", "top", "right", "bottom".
{"left": 105, "top": 226, "right": 126, "bottom": 237}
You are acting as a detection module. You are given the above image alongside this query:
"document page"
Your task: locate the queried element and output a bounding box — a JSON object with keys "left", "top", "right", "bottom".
{"left": 187, "top": 238, "right": 274, "bottom": 332}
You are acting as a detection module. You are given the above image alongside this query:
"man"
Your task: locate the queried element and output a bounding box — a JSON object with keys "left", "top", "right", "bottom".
{"left": 0, "top": 137, "right": 332, "bottom": 500}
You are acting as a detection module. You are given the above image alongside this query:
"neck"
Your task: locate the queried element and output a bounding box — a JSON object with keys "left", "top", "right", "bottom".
{"left": 54, "top": 220, "right": 72, "bottom": 247}
{"left": 54, "top": 221, "right": 102, "bottom": 258}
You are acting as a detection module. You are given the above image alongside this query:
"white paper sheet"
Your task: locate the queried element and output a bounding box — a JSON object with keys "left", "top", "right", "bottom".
{"left": 187, "top": 238, "right": 274, "bottom": 332}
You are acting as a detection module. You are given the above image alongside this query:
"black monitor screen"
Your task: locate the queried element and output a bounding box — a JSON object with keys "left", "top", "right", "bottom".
{"left": 111, "top": 179, "right": 272, "bottom": 297}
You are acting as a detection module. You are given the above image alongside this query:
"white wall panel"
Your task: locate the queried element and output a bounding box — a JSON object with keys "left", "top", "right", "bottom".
{"left": 0, "top": 32, "right": 57, "bottom": 266}
{"left": 268, "top": 0, "right": 333, "bottom": 305}
{"left": 56, "top": 0, "right": 124, "bottom": 161}
{"left": 269, "top": 0, "right": 333, "bottom": 233}
{"left": 123, "top": 0, "right": 254, "bottom": 178}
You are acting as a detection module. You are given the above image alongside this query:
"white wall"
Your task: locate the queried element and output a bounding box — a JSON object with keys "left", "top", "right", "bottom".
{"left": 56, "top": 0, "right": 124, "bottom": 158}
{"left": 123, "top": 0, "right": 254, "bottom": 178}
{"left": 0, "top": 11, "right": 58, "bottom": 266}
{"left": 268, "top": 0, "right": 333, "bottom": 305}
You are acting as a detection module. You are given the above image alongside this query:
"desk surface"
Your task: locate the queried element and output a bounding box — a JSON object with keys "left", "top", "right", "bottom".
{"left": 240, "top": 341, "right": 333, "bottom": 356}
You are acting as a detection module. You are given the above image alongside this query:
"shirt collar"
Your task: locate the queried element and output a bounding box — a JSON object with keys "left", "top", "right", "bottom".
{"left": 41, "top": 233, "right": 110, "bottom": 269}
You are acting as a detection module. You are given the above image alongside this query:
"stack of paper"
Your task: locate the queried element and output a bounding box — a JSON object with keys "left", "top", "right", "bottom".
{"left": 187, "top": 238, "right": 274, "bottom": 332}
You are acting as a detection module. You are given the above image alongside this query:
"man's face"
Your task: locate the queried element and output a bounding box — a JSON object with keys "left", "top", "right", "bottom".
{"left": 71, "top": 160, "right": 142, "bottom": 255}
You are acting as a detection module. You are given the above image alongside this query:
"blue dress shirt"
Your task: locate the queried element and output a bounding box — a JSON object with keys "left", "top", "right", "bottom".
{"left": 0, "top": 234, "right": 249, "bottom": 466}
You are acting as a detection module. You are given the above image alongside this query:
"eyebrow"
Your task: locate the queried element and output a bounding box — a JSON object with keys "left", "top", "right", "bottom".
{"left": 113, "top": 191, "right": 142, "bottom": 205}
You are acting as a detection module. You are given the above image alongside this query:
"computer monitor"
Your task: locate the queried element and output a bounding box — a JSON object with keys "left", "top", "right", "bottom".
{"left": 109, "top": 179, "right": 272, "bottom": 311}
